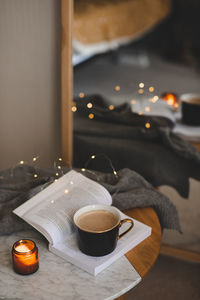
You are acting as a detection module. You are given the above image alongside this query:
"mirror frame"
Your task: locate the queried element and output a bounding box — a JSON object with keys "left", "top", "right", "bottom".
{"left": 61, "top": 0, "right": 73, "bottom": 166}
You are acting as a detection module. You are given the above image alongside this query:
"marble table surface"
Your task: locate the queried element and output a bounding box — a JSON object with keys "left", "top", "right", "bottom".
{"left": 0, "top": 230, "right": 141, "bottom": 300}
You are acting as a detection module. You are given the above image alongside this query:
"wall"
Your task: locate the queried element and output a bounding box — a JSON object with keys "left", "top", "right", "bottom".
{"left": 0, "top": 0, "right": 61, "bottom": 170}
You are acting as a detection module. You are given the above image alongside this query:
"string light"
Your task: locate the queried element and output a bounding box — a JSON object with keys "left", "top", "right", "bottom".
{"left": 51, "top": 200, "right": 54, "bottom": 204}
{"left": 64, "top": 189, "right": 69, "bottom": 194}
{"left": 131, "top": 100, "right": 136, "bottom": 104}
{"left": 152, "top": 95, "right": 159, "bottom": 103}
{"left": 89, "top": 113, "right": 94, "bottom": 119}
{"left": 139, "top": 82, "right": 144, "bottom": 88}
{"left": 109, "top": 105, "right": 115, "bottom": 110}
{"left": 149, "top": 86, "right": 154, "bottom": 93}
{"left": 56, "top": 172, "right": 59, "bottom": 176}
{"left": 115, "top": 85, "right": 120, "bottom": 91}
{"left": 145, "top": 122, "right": 151, "bottom": 129}
{"left": 79, "top": 92, "right": 85, "bottom": 98}
{"left": 58, "top": 166, "right": 61, "bottom": 169}
{"left": 19, "top": 161, "right": 24, "bottom": 165}
{"left": 72, "top": 106, "right": 77, "bottom": 112}
{"left": 81, "top": 168, "right": 86, "bottom": 172}
{"left": 58, "top": 158, "right": 62, "bottom": 161}
{"left": 34, "top": 174, "right": 38, "bottom": 178}
{"left": 138, "top": 89, "right": 144, "bottom": 94}
{"left": 145, "top": 106, "right": 150, "bottom": 112}
{"left": 32, "top": 156, "right": 39, "bottom": 162}
{"left": 84, "top": 153, "right": 118, "bottom": 180}
{"left": 87, "top": 103, "right": 93, "bottom": 108}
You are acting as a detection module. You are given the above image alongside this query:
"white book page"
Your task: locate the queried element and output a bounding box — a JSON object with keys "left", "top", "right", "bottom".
{"left": 13, "top": 170, "right": 112, "bottom": 245}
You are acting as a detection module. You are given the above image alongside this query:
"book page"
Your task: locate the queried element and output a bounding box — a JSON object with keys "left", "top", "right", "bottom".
{"left": 13, "top": 170, "right": 112, "bottom": 245}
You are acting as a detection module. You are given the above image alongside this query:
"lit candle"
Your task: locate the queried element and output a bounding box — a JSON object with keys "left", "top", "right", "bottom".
{"left": 161, "top": 92, "right": 178, "bottom": 108}
{"left": 12, "top": 239, "right": 39, "bottom": 275}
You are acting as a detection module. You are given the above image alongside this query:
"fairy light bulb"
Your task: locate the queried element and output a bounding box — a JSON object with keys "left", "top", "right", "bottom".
{"left": 145, "top": 106, "right": 150, "bottom": 112}
{"left": 139, "top": 82, "right": 144, "bottom": 88}
{"left": 109, "top": 105, "right": 114, "bottom": 110}
{"left": 58, "top": 158, "right": 62, "bottom": 162}
{"left": 145, "top": 122, "right": 151, "bottom": 129}
{"left": 149, "top": 86, "right": 154, "bottom": 93}
{"left": 138, "top": 89, "right": 144, "bottom": 94}
{"left": 20, "top": 161, "right": 24, "bottom": 165}
{"left": 89, "top": 113, "right": 94, "bottom": 119}
{"left": 87, "top": 103, "right": 93, "bottom": 109}
{"left": 34, "top": 174, "right": 38, "bottom": 178}
{"left": 81, "top": 168, "right": 86, "bottom": 172}
{"left": 72, "top": 106, "right": 77, "bottom": 112}
{"left": 91, "top": 155, "right": 96, "bottom": 159}
{"left": 152, "top": 96, "right": 159, "bottom": 103}
{"left": 115, "top": 85, "right": 120, "bottom": 91}
{"left": 79, "top": 92, "right": 85, "bottom": 98}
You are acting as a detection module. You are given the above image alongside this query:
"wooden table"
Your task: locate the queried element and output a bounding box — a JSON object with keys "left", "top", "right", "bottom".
{"left": 117, "top": 207, "right": 162, "bottom": 300}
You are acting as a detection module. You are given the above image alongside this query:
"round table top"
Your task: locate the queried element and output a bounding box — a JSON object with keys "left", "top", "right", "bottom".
{"left": 0, "top": 207, "right": 161, "bottom": 300}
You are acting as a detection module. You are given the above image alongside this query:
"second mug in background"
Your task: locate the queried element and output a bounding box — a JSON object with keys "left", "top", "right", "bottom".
{"left": 73, "top": 204, "right": 134, "bottom": 257}
{"left": 180, "top": 93, "right": 200, "bottom": 126}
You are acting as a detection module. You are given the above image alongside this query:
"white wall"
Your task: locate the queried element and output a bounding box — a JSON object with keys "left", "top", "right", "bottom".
{"left": 0, "top": 0, "right": 61, "bottom": 170}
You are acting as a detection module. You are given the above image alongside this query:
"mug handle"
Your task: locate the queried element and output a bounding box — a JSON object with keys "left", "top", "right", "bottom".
{"left": 118, "top": 219, "right": 134, "bottom": 240}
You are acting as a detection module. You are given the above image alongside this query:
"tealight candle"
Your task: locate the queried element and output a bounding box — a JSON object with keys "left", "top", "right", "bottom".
{"left": 12, "top": 239, "right": 39, "bottom": 275}
{"left": 161, "top": 92, "right": 178, "bottom": 108}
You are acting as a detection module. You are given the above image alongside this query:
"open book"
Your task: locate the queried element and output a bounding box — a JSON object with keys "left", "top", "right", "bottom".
{"left": 13, "top": 170, "right": 151, "bottom": 276}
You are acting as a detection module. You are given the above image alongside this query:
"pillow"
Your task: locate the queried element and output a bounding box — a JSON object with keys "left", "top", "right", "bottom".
{"left": 73, "top": 0, "right": 171, "bottom": 56}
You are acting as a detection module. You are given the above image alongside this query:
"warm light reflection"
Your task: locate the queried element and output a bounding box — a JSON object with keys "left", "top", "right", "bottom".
{"left": 145, "top": 106, "right": 150, "bottom": 112}
{"left": 138, "top": 89, "right": 144, "bottom": 94}
{"left": 79, "top": 92, "right": 85, "bottom": 98}
{"left": 109, "top": 105, "right": 115, "bottom": 110}
{"left": 87, "top": 103, "right": 93, "bottom": 108}
{"left": 72, "top": 106, "right": 77, "bottom": 112}
{"left": 89, "top": 113, "right": 94, "bottom": 119}
{"left": 149, "top": 86, "right": 154, "bottom": 93}
{"left": 139, "top": 82, "right": 144, "bottom": 88}
{"left": 161, "top": 92, "right": 178, "bottom": 107}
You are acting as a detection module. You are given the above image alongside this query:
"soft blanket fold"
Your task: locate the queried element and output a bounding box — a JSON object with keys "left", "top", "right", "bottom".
{"left": 73, "top": 94, "right": 200, "bottom": 198}
{"left": 0, "top": 165, "right": 181, "bottom": 236}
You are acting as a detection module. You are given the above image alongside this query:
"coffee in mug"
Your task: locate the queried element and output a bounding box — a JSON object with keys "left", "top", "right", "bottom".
{"left": 76, "top": 209, "right": 119, "bottom": 232}
{"left": 73, "top": 205, "right": 134, "bottom": 257}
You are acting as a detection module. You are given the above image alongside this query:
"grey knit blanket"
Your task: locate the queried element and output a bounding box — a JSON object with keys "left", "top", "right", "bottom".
{"left": 0, "top": 165, "right": 181, "bottom": 236}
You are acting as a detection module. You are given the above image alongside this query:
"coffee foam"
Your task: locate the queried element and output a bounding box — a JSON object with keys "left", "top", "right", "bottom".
{"left": 76, "top": 209, "right": 119, "bottom": 232}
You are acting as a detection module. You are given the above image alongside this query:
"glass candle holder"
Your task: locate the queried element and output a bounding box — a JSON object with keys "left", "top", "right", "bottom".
{"left": 12, "top": 239, "right": 39, "bottom": 275}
